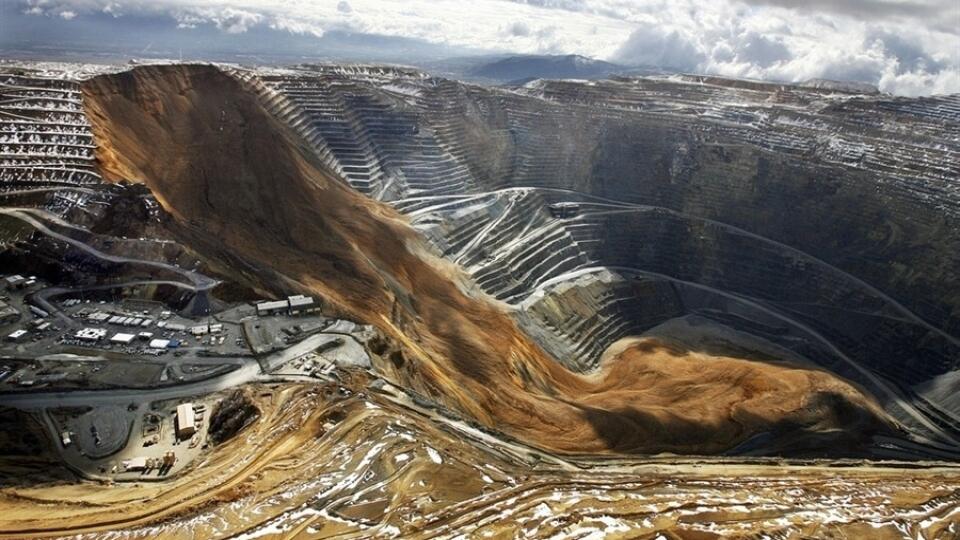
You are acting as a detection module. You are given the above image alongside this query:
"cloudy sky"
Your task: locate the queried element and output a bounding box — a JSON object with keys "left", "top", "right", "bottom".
{"left": 2, "top": 0, "right": 958, "bottom": 95}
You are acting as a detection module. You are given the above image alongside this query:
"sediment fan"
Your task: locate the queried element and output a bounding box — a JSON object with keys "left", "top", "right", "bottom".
{"left": 65, "top": 63, "right": 959, "bottom": 460}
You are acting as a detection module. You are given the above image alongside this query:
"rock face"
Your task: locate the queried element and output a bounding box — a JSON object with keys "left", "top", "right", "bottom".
{"left": 0, "top": 71, "right": 101, "bottom": 214}
{"left": 208, "top": 389, "right": 260, "bottom": 445}
{"left": 77, "top": 63, "right": 958, "bottom": 458}
{"left": 246, "top": 66, "right": 960, "bottom": 454}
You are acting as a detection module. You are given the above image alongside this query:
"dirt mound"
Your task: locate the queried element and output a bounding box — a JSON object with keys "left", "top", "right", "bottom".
{"left": 81, "top": 64, "right": 894, "bottom": 455}
{"left": 584, "top": 339, "right": 891, "bottom": 455}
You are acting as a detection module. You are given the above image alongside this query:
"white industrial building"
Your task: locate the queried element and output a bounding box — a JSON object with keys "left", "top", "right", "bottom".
{"left": 3, "top": 275, "right": 26, "bottom": 290}
{"left": 110, "top": 333, "right": 136, "bottom": 344}
{"left": 149, "top": 338, "right": 171, "bottom": 349}
{"left": 75, "top": 327, "right": 107, "bottom": 341}
{"left": 256, "top": 295, "right": 318, "bottom": 316}
{"left": 123, "top": 456, "right": 148, "bottom": 471}
{"left": 256, "top": 300, "right": 288, "bottom": 316}
{"left": 176, "top": 403, "right": 196, "bottom": 439}
{"left": 87, "top": 312, "right": 111, "bottom": 322}
{"left": 288, "top": 295, "right": 317, "bottom": 314}
{"left": 5, "top": 329, "right": 27, "bottom": 341}
{"left": 190, "top": 324, "right": 209, "bottom": 336}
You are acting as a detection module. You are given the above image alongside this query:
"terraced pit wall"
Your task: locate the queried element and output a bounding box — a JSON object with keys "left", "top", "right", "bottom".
{"left": 248, "top": 66, "right": 960, "bottom": 452}
{"left": 78, "top": 64, "right": 913, "bottom": 458}
{"left": 0, "top": 71, "right": 101, "bottom": 213}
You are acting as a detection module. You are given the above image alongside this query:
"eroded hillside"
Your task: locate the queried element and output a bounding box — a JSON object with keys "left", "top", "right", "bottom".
{"left": 80, "top": 64, "right": 897, "bottom": 456}
{"left": 244, "top": 65, "right": 960, "bottom": 455}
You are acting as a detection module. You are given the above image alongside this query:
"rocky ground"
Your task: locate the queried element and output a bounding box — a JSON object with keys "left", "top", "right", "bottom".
{"left": 0, "top": 61, "right": 957, "bottom": 538}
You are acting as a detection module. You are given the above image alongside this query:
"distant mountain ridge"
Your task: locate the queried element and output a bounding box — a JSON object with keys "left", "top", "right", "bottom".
{"left": 465, "top": 54, "right": 629, "bottom": 84}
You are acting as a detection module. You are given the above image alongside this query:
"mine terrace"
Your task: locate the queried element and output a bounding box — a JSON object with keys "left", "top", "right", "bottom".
{"left": 0, "top": 61, "right": 957, "bottom": 539}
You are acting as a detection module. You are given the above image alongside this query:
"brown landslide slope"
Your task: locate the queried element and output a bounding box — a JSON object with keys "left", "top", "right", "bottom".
{"left": 81, "top": 64, "right": 894, "bottom": 456}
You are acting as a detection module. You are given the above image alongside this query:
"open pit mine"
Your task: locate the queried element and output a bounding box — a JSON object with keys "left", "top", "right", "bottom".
{"left": 0, "top": 61, "right": 957, "bottom": 539}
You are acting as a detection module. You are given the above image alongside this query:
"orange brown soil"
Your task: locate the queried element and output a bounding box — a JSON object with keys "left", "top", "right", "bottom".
{"left": 80, "top": 64, "right": 894, "bottom": 455}
{"left": 2, "top": 383, "right": 953, "bottom": 539}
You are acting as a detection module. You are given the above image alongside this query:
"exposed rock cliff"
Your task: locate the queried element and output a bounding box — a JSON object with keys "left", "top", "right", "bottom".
{"left": 80, "top": 64, "right": 914, "bottom": 457}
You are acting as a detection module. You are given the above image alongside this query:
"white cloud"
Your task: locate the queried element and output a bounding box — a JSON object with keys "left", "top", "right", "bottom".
{"left": 506, "top": 21, "right": 532, "bottom": 37}
{"left": 613, "top": 27, "right": 706, "bottom": 71}
{"left": 14, "top": 0, "right": 960, "bottom": 95}
{"left": 154, "top": 5, "right": 260, "bottom": 33}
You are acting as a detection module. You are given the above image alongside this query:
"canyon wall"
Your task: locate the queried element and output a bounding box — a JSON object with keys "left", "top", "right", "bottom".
{"left": 80, "top": 64, "right": 956, "bottom": 457}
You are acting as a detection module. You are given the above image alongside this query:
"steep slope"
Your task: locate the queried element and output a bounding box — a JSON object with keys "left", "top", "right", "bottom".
{"left": 249, "top": 66, "right": 960, "bottom": 450}
{"left": 81, "top": 64, "right": 895, "bottom": 456}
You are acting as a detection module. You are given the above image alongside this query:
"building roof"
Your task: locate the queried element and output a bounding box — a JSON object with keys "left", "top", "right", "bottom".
{"left": 75, "top": 327, "right": 107, "bottom": 340}
{"left": 124, "top": 456, "right": 148, "bottom": 470}
{"left": 257, "top": 300, "right": 289, "bottom": 312}
{"left": 176, "top": 403, "right": 196, "bottom": 434}
{"left": 110, "top": 333, "right": 136, "bottom": 344}
{"left": 288, "top": 295, "right": 315, "bottom": 307}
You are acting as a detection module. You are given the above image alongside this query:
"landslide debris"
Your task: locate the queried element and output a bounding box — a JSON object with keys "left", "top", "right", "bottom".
{"left": 81, "top": 64, "right": 895, "bottom": 456}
